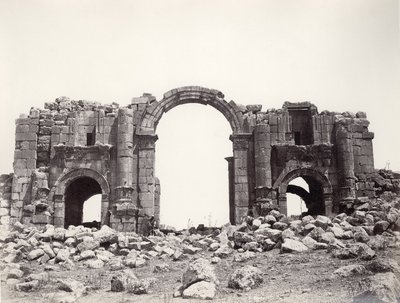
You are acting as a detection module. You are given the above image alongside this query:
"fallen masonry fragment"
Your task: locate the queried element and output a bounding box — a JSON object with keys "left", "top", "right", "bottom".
{"left": 0, "top": 192, "right": 400, "bottom": 302}
{"left": 0, "top": 86, "right": 399, "bottom": 233}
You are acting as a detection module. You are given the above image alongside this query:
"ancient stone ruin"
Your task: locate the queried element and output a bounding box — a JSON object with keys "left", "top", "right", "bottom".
{"left": 0, "top": 86, "right": 376, "bottom": 233}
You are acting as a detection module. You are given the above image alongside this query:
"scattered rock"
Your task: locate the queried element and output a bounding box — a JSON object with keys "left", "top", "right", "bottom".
{"left": 353, "top": 272, "right": 400, "bottom": 303}
{"left": 182, "top": 281, "right": 217, "bottom": 300}
{"left": 228, "top": 265, "right": 263, "bottom": 290}
{"left": 281, "top": 238, "right": 309, "bottom": 253}
{"left": 7, "top": 268, "right": 24, "bottom": 279}
{"left": 182, "top": 258, "right": 218, "bottom": 289}
{"left": 333, "top": 264, "right": 367, "bottom": 277}
{"left": 213, "top": 244, "right": 233, "bottom": 258}
{"left": 57, "top": 278, "right": 87, "bottom": 297}
{"left": 354, "top": 227, "right": 370, "bottom": 243}
{"left": 111, "top": 270, "right": 138, "bottom": 292}
{"left": 15, "top": 280, "right": 39, "bottom": 292}
{"left": 153, "top": 263, "right": 170, "bottom": 273}
{"left": 374, "top": 221, "right": 390, "bottom": 235}
{"left": 27, "top": 249, "right": 45, "bottom": 261}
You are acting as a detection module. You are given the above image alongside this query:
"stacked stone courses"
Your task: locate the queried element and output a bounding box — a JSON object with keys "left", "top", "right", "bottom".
{"left": 0, "top": 86, "right": 379, "bottom": 234}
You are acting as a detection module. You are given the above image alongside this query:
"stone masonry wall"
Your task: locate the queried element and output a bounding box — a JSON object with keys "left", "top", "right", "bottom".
{"left": 0, "top": 86, "right": 377, "bottom": 233}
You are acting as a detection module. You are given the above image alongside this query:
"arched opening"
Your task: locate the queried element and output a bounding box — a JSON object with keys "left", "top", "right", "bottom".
{"left": 285, "top": 174, "right": 325, "bottom": 216}
{"left": 287, "top": 177, "right": 309, "bottom": 218}
{"left": 82, "top": 194, "right": 102, "bottom": 223}
{"left": 276, "top": 168, "right": 332, "bottom": 216}
{"left": 156, "top": 104, "right": 232, "bottom": 229}
{"left": 64, "top": 177, "right": 102, "bottom": 228}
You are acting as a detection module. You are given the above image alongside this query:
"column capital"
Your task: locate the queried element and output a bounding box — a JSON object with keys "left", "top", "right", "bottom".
{"left": 230, "top": 133, "right": 252, "bottom": 150}
{"left": 137, "top": 134, "right": 158, "bottom": 149}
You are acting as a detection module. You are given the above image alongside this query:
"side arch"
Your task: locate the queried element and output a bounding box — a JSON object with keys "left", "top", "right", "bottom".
{"left": 48, "top": 168, "right": 110, "bottom": 227}
{"left": 138, "top": 86, "right": 245, "bottom": 135}
{"left": 273, "top": 168, "right": 333, "bottom": 216}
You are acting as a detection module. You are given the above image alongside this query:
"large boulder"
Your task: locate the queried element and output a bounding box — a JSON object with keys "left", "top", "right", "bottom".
{"left": 111, "top": 269, "right": 138, "bottom": 292}
{"left": 15, "top": 280, "right": 39, "bottom": 292}
{"left": 57, "top": 278, "right": 87, "bottom": 298}
{"left": 182, "top": 281, "right": 216, "bottom": 300}
{"left": 27, "top": 249, "right": 45, "bottom": 261}
{"left": 228, "top": 265, "right": 263, "bottom": 291}
{"left": 307, "top": 227, "right": 325, "bottom": 241}
{"left": 333, "top": 264, "right": 367, "bottom": 277}
{"left": 374, "top": 221, "right": 390, "bottom": 235}
{"left": 76, "top": 238, "right": 100, "bottom": 252}
{"left": 233, "top": 251, "right": 256, "bottom": 263}
{"left": 281, "top": 238, "right": 309, "bottom": 253}
{"left": 93, "top": 225, "right": 118, "bottom": 244}
{"left": 126, "top": 278, "right": 155, "bottom": 294}
{"left": 182, "top": 258, "right": 218, "bottom": 289}
{"left": 353, "top": 272, "right": 400, "bottom": 303}
{"left": 254, "top": 228, "right": 282, "bottom": 242}
{"left": 366, "top": 258, "right": 400, "bottom": 274}
{"left": 353, "top": 227, "right": 370, "bottom": 243}
{"left": 314, "top": 215, "right": 331, "bottom": 230}
{"left": 332, "top": 243, "right": 375, "bottom": 260}
{"left": 213, "top": 245, "right": 232, "bottom": 258}
{"left": 233, "top": 232, "right": 254, "bottom": 247}
{"left": 302, "top": 236, "right": 317, "bottom": 250}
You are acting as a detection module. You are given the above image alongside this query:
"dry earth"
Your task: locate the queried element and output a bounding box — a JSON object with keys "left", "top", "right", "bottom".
{"left": 1, "top": 238, "right": 399, "bottom": 303}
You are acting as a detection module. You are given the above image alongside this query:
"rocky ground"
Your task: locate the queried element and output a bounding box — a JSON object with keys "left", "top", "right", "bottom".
{"left": 1, "top": 193, "right": 400, "bottom": 302}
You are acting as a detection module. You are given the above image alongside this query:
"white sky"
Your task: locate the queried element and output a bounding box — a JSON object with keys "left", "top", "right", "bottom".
{"left": 1, "top": 0, "right": 399, "bottom": 228}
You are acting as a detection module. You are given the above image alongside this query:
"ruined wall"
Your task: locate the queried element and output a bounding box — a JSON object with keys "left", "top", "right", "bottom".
{"left": 239, "top": 101, "right": 375, "bottom": 216}
{"left": 0, "top": 174, "right": 12, "bottom": 229}
{"left": 1, "top": 86, "right": 377, "bottom": 233}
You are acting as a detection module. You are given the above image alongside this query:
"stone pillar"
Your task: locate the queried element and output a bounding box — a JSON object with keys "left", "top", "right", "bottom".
{"left": 111, "top": 108, "right": 136, "bottom": 231}
{"left": 225, "top": 157, "right": 234, "bottom": 224}
{"left": 154, "top": 177, "right": 161, "bottom": 226}
{"left": 324, "top": 193, "right": 333, "bottom": 216}
{"left": 336, "top": 123, "right": 356, "bottom": 205}
{"left": 12, "top": 110, "right": 39, "bottom": 225}
{"left": 100, "top": 193, "right": 109, "bottom": 226}
{"left": 115, "top": 108, "right": 134, "bottom": 203}
{"left": 278, "top": 195, "right": 288, "bottom": 215}
{"left": 137, "top": 134, "right": 158, "bottom": 232}
{"left": 230, "top": 133, "right": 252, "bottom": 223}
{"left": 254, "top": 124, "right": 272, "bottom": 187}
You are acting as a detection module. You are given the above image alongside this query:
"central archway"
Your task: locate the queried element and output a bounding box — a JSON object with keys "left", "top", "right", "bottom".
{"left": 136, "top": 86, "right": 251, "bottom": 227}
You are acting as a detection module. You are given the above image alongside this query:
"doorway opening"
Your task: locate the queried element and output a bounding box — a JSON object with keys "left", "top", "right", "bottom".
{"left": 64, "top": 177, "right": 102, "bottom": 228}
{"left": 156, "top": 104, "right": 232, "bottom": 230}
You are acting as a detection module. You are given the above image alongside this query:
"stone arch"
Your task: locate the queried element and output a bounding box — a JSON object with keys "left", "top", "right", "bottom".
{"left": 48, "top": 168, "right": 110, "bottom": 227}
{"left": 135, "top": 86, "right": 251, "bottom": 227}
{"left": 273, "top": 168, "right": 333, "bottom": 216}
{"left": 138, "top": 86, "right": 245, "bottom": 135}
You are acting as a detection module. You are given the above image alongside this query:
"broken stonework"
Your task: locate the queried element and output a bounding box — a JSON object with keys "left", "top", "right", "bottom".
{"left": 0, "top": 86, "right": 385, "bottom": 233}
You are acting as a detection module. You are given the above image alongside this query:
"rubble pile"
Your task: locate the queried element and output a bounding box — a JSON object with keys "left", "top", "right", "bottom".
{"left": 1, "top": 193, "right": 400, "bottom": 301}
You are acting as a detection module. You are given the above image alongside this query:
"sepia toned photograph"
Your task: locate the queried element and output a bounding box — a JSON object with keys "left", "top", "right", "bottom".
{"left": 0, "top": 1, "right": 399, "bottom": 302}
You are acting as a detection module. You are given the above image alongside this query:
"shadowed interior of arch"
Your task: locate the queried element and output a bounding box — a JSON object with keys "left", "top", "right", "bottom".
{"left": 156, "top": 103, "right": 232, "bottom": 229}
{"left": 64, "top": 177, "right": 102, "bottom": 228}
{"left": 286, "top": 175, "right": 325, "bottom": 216}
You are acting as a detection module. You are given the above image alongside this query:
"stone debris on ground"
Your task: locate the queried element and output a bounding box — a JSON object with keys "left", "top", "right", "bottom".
{"left": 0, "top": 191, "right": 400, "bottom": 301}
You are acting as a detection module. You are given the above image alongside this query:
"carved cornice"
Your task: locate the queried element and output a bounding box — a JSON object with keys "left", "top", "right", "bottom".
{"left": 230, "top": 133, "right": 252, "bottom": 150}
